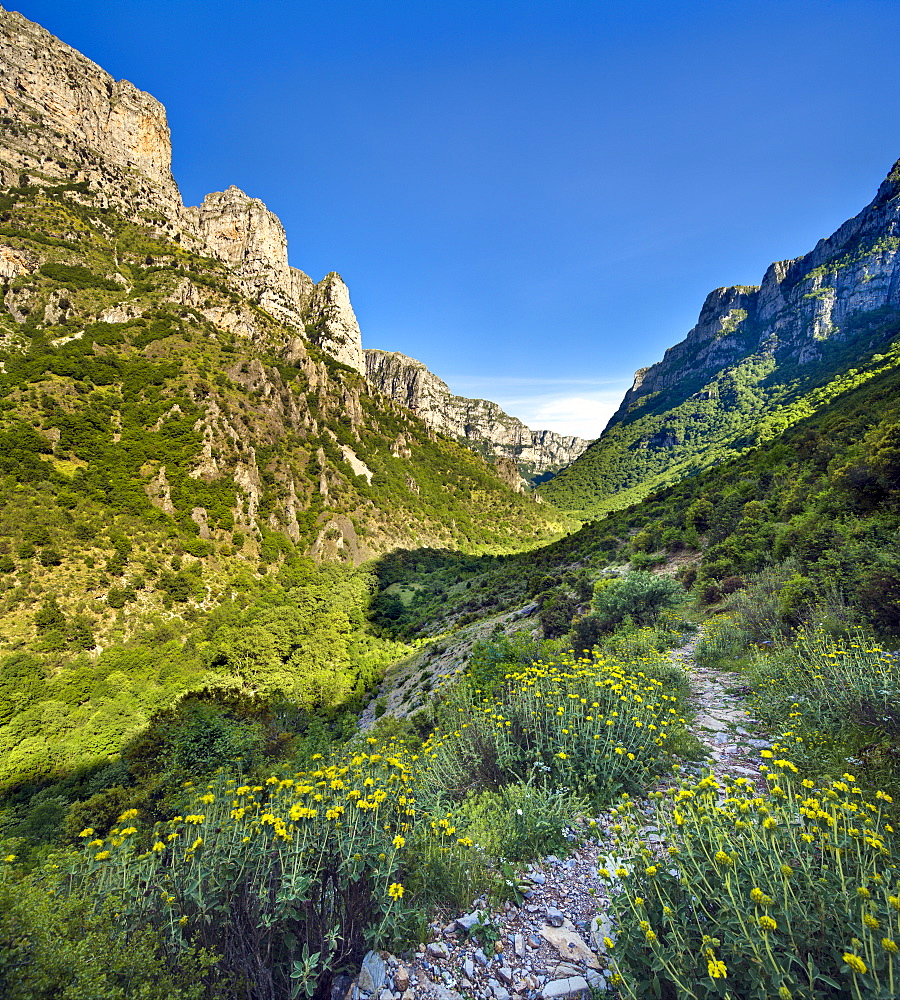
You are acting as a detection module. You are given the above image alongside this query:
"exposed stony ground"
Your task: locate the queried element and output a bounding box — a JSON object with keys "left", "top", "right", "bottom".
{"left": 343, "top": 631, "right": 773, "bottom": 1000}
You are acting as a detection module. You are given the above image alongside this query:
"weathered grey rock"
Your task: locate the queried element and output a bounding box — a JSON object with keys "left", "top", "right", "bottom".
{"left": 541, "top": 977, "right": 589, "bottom": 999}
{"left": 539, "top": 922, "right": 599, "bottom": 969}
{"left": 585, "top": 969, "right": 609, "bottom": 990}
{"left": 514, "top": 934, "right": 526, "bottom": 959}
{"left": 497, "top": 967, "right": 514, "bottom": 985}
{"left": 365, "top": 349, "right": 591, "bottom": 479}
{"left": 358, "top": 951, "right": 387, "bottom": 995}
{"left": 545, "top": 907, "right": 565, "bottom": 928}
{"left": 455, "top": 911, "right": 480, "bottom": 932}
{"left": 185, "top": 187, "right": 365, "bottom": 371}
{"left": 427, "top": 942, "right": 449, "bottom": 960}
{"left": 429, "top": 987, "right": 463, "bottom": 1000}
{"left": 474, "top": 948, "right": 490, "bottom": 967}
{"left": 462, "top": 959, "right": 476, "bottom": 981}
{"left": 393, "top": 967, "right": 410, "bottom": 992}
{"left": 0, "top": 7, "right": 180, "bottom": 210}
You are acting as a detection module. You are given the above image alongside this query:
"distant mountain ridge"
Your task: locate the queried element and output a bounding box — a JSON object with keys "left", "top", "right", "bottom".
{"left": 365, "top": 349, "right": 591, "bottom": 482}
{"left": 541, "top": 158, "right": 900, "bottom": 515}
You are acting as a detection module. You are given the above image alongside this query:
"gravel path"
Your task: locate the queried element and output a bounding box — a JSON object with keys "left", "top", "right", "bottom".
{"left": 343, "top": 631, "right": 771, "bottom": 1000}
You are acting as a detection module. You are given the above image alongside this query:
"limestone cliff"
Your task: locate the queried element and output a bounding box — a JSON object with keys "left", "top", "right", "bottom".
{"left": 0, "top": 6, "right": 365, "bottom": 372}
{"left": 183, "top": 186, "right": 365, "bottom": 370}
{"left": 542, "top": 157, "right": 900, "bottom": 514}
{"left": 0, "top": 7, "right": 569, "bottom": 570}
{"left": 365, "top": 349, "right": 591, "bottom": 480}
{"left": 609, "top": 160, "right": 900, "bottom": 429}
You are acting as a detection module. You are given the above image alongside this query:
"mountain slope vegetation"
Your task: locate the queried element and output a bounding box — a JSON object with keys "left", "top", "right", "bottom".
{"left": 373, "top": 336, "right": 900, "bottom": 644}
{"left": 2, "top": 11, "right": 900, "bottom": 1000}
{"left": 541, "top": 160, "right": 900, "bottom": 517}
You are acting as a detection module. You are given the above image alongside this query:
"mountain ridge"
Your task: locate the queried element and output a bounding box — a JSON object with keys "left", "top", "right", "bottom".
{"left": 0, "top": 6, "right": 368, "bottom": 374}
{"left": 364, "top": 348, "right": 591, "bottom": 482}
{"left": 541, "top": 155, "right": 900, "bottom": 515}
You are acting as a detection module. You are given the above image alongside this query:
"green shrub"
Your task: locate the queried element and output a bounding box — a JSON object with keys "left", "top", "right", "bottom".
{"left": 39, "top": 261, "right": 122, "bottom": 291}
{"left": 695, "top": 613, "right": 753, "bottom": 669}
{"left": 746, "top": 625, "right": 900, "bottom": 783}
{"left": 430, "top": 643, "right": 686, "bottom": 805}
{"left": 0, "top": 862, "right": 218, "bottom": 1000}
{"left": 591, "top": 571, "right": 687, "bottom": 630}
{"left": 454, "top": 775, "right": 584, "bottom": 861}
{"left": 69, "top": 744, "right": 459, "bottom": 1000}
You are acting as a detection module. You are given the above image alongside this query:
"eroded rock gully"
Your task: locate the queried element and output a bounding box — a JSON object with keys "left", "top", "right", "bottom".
{"left": 345, "top": 632, "right": 773, "bottom": 1000}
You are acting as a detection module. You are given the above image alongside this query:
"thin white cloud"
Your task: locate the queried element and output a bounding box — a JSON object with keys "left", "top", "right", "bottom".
{"left": 504, "top": 391, "right": 625, "bottom": 439}
{"left": 440, "top": 376, "right": 633, "bottom": 439}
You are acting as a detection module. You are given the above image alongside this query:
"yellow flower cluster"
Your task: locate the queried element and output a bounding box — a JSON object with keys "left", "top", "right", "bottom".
{"left": 429, "top": 644, "right": 686, "bottom": 797}
{"left": 602, "top": 756, "right": 900, "bottom": 1000}
{"left": 76, "top": 734, "right": 471, "bottom": 943}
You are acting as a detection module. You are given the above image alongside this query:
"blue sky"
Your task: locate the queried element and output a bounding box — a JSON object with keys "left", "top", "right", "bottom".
{"left": 13, "top": 0, "right": 900, "bottom": 437}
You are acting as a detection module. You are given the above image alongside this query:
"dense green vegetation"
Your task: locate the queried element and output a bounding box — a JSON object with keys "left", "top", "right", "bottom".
{"left": 373, "top": 343, "right": 900, "bottom": 651}
{"left": 2, "top": 611, "right": 698, "bottom": 1000}
{"left": 2, "top": 122, "right": 900, "bottom": 1000}
{"left": 540, "top": 297, "right": 900, "bottom": 518}
{"left": 0, "top": 177, "right": 570, "bottom": 808}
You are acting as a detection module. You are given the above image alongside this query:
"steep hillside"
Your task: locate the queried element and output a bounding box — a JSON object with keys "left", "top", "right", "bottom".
{"left": 365, "top": 348, "right": 590, "bottom": 482}
{"left": 0, "top": 9, "right": 570, "bottom": 788}
{"left": 0, "top": 6, "right": 568, "bottom": 564}
{"left": 374, "top": 343, "right": 900, "bottom": 642}
{"left": 541, "top": 158, "right": 900, "bottom": 516}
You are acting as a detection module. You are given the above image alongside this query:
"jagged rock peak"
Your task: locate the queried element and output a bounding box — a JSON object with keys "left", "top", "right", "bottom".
{"left": 307, "top": 272, "right": 366, "bottom": 374}
{"left": 365, "top": 349, "right": 591, "bottom": 479}
{"left": 0, "top": 6, "right": 179, "bottom": 205}
{"left": 0, "top": 9, "right": 366, "bottom": 374}
{"left": 183, "top": 189, "right": 364, "bottom": 371}
{"left": 190, "top": 186, "right": 291, "bottom": 275}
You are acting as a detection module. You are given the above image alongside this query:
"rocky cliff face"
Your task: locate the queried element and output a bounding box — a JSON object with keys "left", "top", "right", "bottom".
{"left": 184, "top": 186, "right": 365, "bottom": 371}
{"left": 0, "top": 7, "right": 567, "bottom": 570}
{"left": 542, "top": 157, "right": 900, "bottom": 514}
{"left": 365, "top": 349, "right": 591, "bottom": 480}
{"left": 0, "top": 6, "right": 180, "bottom": 214}
{"left": 609, "top": 161, "right": 900, "bottom": 428}
{"left": 0, "top": 6, "right": 365, "bottom": 373}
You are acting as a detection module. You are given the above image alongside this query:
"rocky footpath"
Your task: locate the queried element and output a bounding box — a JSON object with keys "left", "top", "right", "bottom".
{"left": 345, "top": 632, "right": 773, "bottom": 999}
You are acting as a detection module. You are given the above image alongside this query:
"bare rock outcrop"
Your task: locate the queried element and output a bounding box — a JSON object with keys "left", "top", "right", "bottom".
{"left": 183, "top": 186, "right": 364, "bottom": 371}
{"left": 365, "top": 349, "right": 591, "bottom": 479}
{"left": 0, "top": 7, "right": 366, "bottom": 374}
{"left": 0, "top": 6, "right": 180, "bottom": 213}
{"left": 609, "top": 158, "right": 900, "bottom": 428}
